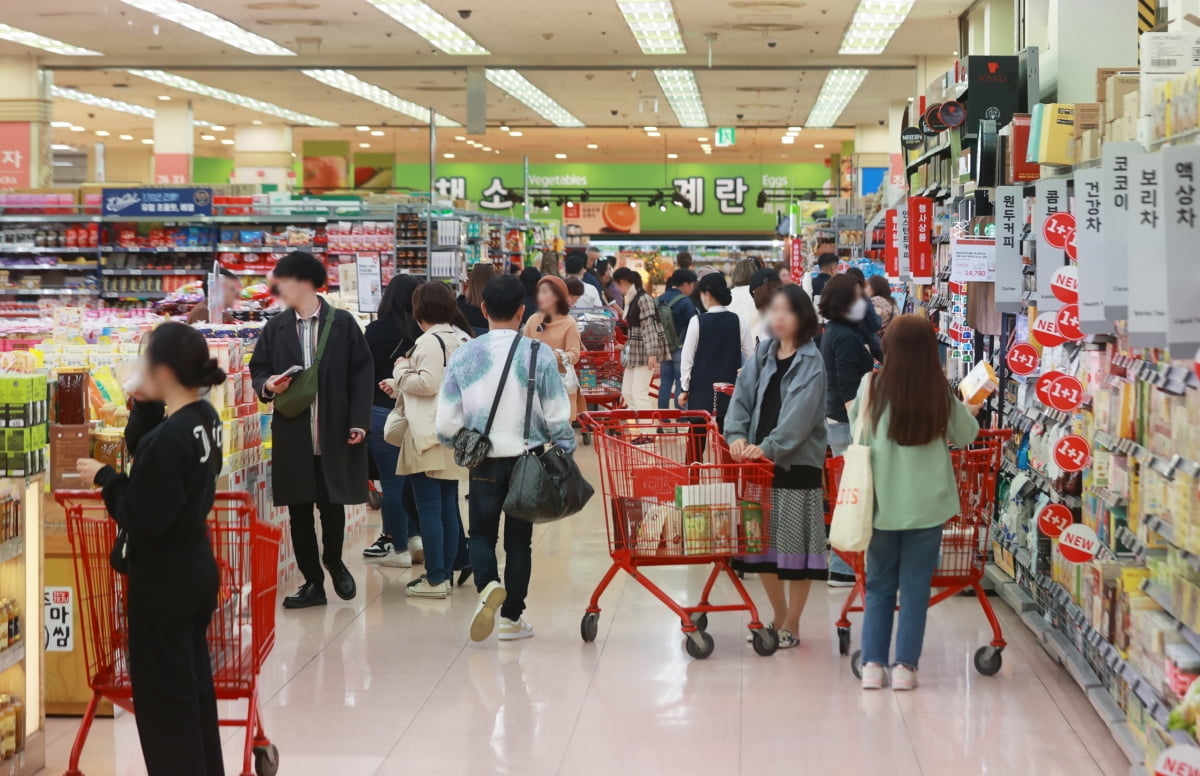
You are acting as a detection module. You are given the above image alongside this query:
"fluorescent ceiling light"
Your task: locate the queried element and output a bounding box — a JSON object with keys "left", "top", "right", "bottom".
{"left": 127, "top": 70, "right": 337, "bottom": 126}
{"left": 617, "top": 1, "right": 686, "bottom": 55}
{"left": 655, "top": 69, "right": 709, "bottom": 128}
{"left": 508, "top": 130, "right": 523, "bottom": 137}
{"left": 356, "top": 125, "right": 371, "bottom": 131}
{"left": 486, "top": 70, "right": 583, "bottom": 127}
{"left": 200, "top": 134, "right": 216, "bottom": 140}
{"left": 119, "top": 134, "right": 134, "bottom": 140}
{"left": 787, "top": 126, "right": 802, "bottom": 132}
{"left": 667, "top": 153, "right": 678, "bottom": 159}
{"left": 158, "top": 95, "right": 172, "bottom": 101}
{"left": 0, "top": 24, "right": 100, "bottom": 55}
{"left": 483, "top": 146, "right": 492, "bottom": 151}
{"left": 118, "top": 0, "right": 294, "bottom": 55}
{"left": 454, "top": 135, "right": 466, "bottom": 141}
{"left": 644, "top": 126, "right": 657, "bottom": 132}
{"left": 814, "top": 143, "right": 826, "bottom": 149}
{"left": 500, "top": 125, "right": 510, "bottom": 131}
{"left": 781, "top": 136, "right": 795, "bottom": 144}
{"left": 804, "top": 68, "right": 868, "bottom": 128}
{"left": 141, "top": 138, "right": 155, "bottom": 144}
{"left": 69, "top": 126, "right": 86, "bottom": 132}
{"left": 359, "top": 142, "right": 370, "bottom": 148}
{"left": 95, "top": 130, "right": 111, "bottom": 137}
{"left": 362, "top": 0, "right": 489, "bottom": 55}
{"left": 443, "top": 153, "right": 455, "bottom": 159}
{"left": 697, "top": 136, "right": 708, "bottom": 142}
{"left": 647, "top": 131, "right": 661, "bottom": 137}
{"left": 51, "top": 144, "right": 75, "bottom": 151}
{"left": 303, "top": 69, "right": 458, "bottom": 126}
{"left": 587, "top": 143, "right": 599, "bottom": 149}
{"left": 50, "top": 121, "right": 73, "bottom": 129}
{"left": 370, "top": 130, "right": 385, "bottom": 136}
{"left": 839, "top": 0, "right": 916, "bottom": 55}
{"left": 555, "top": 153, "right": 567, "bottom": 159}
{"left": 220, "top": 138, "right": 235, "bottom": 145}
{"left": 52, "top": 86, "right": 157, "bottom": 119}
{"left": 211, "top": 125, "right": 226, "bottom": 131}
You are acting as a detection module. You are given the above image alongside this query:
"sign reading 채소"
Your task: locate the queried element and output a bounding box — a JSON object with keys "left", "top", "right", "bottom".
{"left": 101, "top": 187, "right": 213, "bottom": 217}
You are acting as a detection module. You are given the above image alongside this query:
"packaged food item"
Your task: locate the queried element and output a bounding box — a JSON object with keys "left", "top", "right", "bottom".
{"left": 959, "top": 360, "right": 999, "bottom": 405}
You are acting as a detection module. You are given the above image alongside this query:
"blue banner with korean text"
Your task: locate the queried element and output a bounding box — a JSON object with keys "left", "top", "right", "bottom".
{"left": 101, "top": 187, "right": 213, "bottom": 217}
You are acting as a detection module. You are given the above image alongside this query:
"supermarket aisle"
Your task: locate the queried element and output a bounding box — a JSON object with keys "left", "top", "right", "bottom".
{"left": 44, "top": 443, "right": 1129, "bottom": 776}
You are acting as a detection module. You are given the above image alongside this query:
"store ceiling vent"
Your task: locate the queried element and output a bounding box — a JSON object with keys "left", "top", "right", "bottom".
{"left": 245, "top": 1, "right": 318, "bottom": 9}
{"left": 728, "top": 1, "right": 807, "bottom": 9}
{"left": 728, "top": 23, "right": 805, "bottom": 33}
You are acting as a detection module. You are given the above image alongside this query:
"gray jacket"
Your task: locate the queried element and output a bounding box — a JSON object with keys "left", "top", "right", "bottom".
{"left": 724, "top": 339, "right": 828, "bottom": 470}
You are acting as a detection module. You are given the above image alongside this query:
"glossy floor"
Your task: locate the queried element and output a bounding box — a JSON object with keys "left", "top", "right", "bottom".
{"left": 45, "top": 445, "right": 1129, "bottom": 776}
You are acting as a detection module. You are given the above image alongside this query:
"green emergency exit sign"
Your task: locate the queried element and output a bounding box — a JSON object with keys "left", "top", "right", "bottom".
{"left": 715, "top": 127, "right": 736, "bottom": 147}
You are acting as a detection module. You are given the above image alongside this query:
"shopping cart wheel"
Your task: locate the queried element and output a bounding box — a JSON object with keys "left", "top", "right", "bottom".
{"left": 683, "top": 630, "right": 716, "bottom": 659}
{"left": 850, "top": 650, "right": 863, "bottom": 679}
{"left": 836, "top": 626, "right": 851, "bottom": 656}
{"left": 580, "top": 612, "right": 599, "bottom": 643}
{"left": 750, "top": 628, "right": 778, "bottom": 657}
{"left": 582, "top": 432, "right": 592, "bottom": 446}
{"left": 253, "top": 744, "right": 279, "bottom": 776}
{"left": 689, "top": 612, "right": 709, "bottom": 632}
{"left": 973, "top": 646, "right": 1003, "bottom": 676}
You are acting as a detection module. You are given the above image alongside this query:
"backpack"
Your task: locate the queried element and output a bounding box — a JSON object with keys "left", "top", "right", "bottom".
{"left": 657, "top": 294, "right": 687, "bottom": 352}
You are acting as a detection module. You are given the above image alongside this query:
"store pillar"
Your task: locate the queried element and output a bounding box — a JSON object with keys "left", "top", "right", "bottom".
{"left": 0, "top": 57, "right": 52, "bottom": 190}
{"left": 152, "top": 102, "right": 193, "bottom": 184}
{"left": 231, "top": 124, "right": 294, "bottom": 189}
{"left": 1023, "top": 0, "right": 1137, "bottom": 103}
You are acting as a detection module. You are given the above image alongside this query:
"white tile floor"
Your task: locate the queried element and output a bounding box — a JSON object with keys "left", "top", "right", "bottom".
{"left": 45, "top": 444, "right": 1131, "bottom": 776}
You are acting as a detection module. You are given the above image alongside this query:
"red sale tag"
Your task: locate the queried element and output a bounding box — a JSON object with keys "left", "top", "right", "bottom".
{"left": 1056, "top": 303, "right": 1084, "bottom": 341}
{"left": 1031, "top": 315, "right": 1065, "bottom": 348}
{"left": 1058, "top": 522, "right": 1099, "bottom": 563}
{"left": 1047, "top": 375, "right": 1084, "bottom": 412}
{"left": 1054, "top": 434, "right": 1092, "bottom": 472}
{"left": 1006, "top": 343, "right": 1041, "bottom": 376}
{"left": 1051, "top": 265, "right": 1079, "bottom": 304}
{"left": 1035, "top": 371, "right": 1068, "bottom": 406}
{"left": 1042, "top": 211, "right": 1077, "bottom": 250}
{"left": 1154, "top": 745, "right": 1200, "bottom": 776}
{"left": 1038, "top": 503, "right": 1073, "bottom": 539}
{"left": 1065, "top": 227, "right": 1078, "bottom": 261}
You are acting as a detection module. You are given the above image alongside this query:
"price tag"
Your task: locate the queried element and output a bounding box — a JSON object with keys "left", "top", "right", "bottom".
{"left": 1047, "top": 374, "right": 1084, "bottom": 413}
{"left": 1051, "top": 265, "right": 1079, "bottom": 304}
{"left": 1038, "top": 503, "right": 1073, "bottom": 538}
{"left": 1058, "top": 523, "right": 1100, "bottom": 563}
{"left": 1031, "top": 314, "right": 1066, "bottom": 348}
{"left": 1055, "top": 304, "right": 1084, "bottom": 342}
{"left": 1035, "top": 371, "right": 1068, "bottom": 406}
{"left": 1006, "top": 343, "right": 1040, "bottom": 376}
{"left": 1042, "top": 211, "right": 1077, "bottom": 250}
{"left": 1054, "top": 434, "right": 1092, "bottom": 472}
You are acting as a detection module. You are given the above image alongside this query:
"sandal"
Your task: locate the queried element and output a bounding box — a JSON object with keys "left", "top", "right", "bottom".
{"left": 776, "top": 629, "right": 798, "bottom": 649}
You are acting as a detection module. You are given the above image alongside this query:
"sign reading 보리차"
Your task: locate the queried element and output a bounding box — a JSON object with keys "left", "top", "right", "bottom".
{"left": 101, "top": 187, "right": 214, "bottom": 217}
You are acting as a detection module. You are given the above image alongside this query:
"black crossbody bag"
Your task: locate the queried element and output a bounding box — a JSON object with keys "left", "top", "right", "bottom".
{"left": 452, "top": 334, "right": 523, "bottom": 469}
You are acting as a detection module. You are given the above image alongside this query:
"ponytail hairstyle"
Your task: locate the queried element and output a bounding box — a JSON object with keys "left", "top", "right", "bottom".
{"left": 612, "top": 267, "right": 646, "bottom": 327}
{"left": 144, "top": 322, "right": 227, "bottom": 388}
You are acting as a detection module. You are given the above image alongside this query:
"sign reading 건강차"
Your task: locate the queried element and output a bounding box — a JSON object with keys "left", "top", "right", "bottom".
{"left": 101, "top": 187, "right": 213, "bottom": 217}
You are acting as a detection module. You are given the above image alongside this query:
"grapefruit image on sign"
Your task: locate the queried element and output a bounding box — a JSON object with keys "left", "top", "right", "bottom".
{"left": 601, "top": 203, "right": 639, "bottom": 233}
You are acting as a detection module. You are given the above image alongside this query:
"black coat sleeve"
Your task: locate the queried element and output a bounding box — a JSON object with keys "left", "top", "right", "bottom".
{"left": 344, "top": 314, "right": 374, "bottom": 431}
{"left": 249, "top": 318, "right": 277, "bottom": 402}
{"left": 123, "top": 400, "right": 165, "bottom": 456}
{"left": 95, "top": 429, "right": 190, "bottom": 541}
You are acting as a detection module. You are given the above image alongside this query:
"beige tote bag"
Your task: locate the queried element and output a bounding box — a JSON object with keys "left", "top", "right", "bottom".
{"left": 829, "top": 383, "right": 874, "bottom": 553}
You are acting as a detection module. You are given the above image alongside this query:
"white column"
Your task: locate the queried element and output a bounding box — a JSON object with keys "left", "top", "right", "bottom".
{"left": 231, "top": 124, "right": 293, "bottom": 189}
{"left": 1026, "top": 0, "right": 1138, "bottom": 103}
{"left": 0, "top": 57, "right": 52, "bottom": 189}
{"left": 152, "top": 102, "right": 193, "bottom": 184}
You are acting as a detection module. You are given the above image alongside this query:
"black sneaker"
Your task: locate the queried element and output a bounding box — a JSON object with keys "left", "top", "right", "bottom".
{"left": 327, "top": 562, "right": 357, "bottom": 601}
{"left": 283, "top": 583, "right": 327, "bottom": 609}
{"left": 362, "top": 534, "right": 394, "bottom": 559}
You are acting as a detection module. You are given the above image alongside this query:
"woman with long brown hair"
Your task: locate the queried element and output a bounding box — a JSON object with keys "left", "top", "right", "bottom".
{"left": 523, "top": 275, "right": 585, "bottom": 419}
{"left": 458, "top": 263, "right": 495, "bottom": 335}
{"left": 851, "top": 315, "right": 981, "bottom": 692}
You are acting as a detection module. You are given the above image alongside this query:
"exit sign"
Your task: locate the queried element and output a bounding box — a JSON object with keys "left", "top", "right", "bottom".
{"left": 715, "top": 127, "right": 736, "bottom": 147}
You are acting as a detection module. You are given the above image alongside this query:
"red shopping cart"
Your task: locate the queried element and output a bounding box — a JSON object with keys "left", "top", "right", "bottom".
{"left": 577, "top": 409, "right": 779, "bottom": 659}
{"left": 830, "top": 429, "right": 1012, "bottom": 677}
{"left": 55, "top": 490, "right": 284, "bottom": 776}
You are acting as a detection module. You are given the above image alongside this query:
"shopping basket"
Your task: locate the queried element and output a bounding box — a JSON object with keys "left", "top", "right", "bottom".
{"left": 577, "top": 409, "right": 779, "bottom": 659}
{"left": 55, "top": 490, "right": 284, "bottom": 776}
{"left": 833, "top": 429, "right": 1012, "bottom": 677}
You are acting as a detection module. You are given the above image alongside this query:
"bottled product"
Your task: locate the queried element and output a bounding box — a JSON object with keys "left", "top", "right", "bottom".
{"left": 1, "top": 695, "right": 16, "bottom": 759}
{"left": 56, "top": 369, "right": 89, "bottom": 425}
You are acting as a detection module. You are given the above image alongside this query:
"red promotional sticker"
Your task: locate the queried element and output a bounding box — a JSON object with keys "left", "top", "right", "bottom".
{"left": 1006, "top": 343, "right": 1041, "bottom": 376}
{"left": 1065, "top": 226, "right": 1078, "bottom": 261}
{"left": 1042, "top": 211, "right": 1077, "bottom": 250}
{"left": 1051, "top": 265, "right": 1079, "bottom": 304}
{"left": 1038, "top": 503, "right": 1073, "bottom": 539}
{"left": 1054, "top": 434, "right": 1092, "bottom": 472}
{"left": 1031, "top": 314, "right": 1066, "bottom": 348}
{"left": 1035, "top": 371, "right": 1068, "bottom": 406}
{"left": 1047, "top": 375, "right": 1084, "bottom": 413}
{"left": 1056, "top": 304, "right": 1084, "bottom": 341}
{"left": 1155, "top": 745, "right": 1200, "bottom": 776}
{"left": 1058, "top": 523, "right": 1100, "bottom": 563}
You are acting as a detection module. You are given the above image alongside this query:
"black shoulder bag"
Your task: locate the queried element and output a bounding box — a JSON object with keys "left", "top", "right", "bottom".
{"left": 503, "top": 341, "right": 594, "bottom": 523}
{"left": 453, "top": 333, "right": 523, "bottom": 469}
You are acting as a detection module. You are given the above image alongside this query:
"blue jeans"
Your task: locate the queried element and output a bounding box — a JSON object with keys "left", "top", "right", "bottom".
{"left": 861, "top": 525, "right": 944, "bottom": 669}
{"left": 468, "top": 457, "right": 533, "bottom": 621}
{"left": 367, "top": 406, "right": 412, "bottom": 544}
{"left": 658, "top": 348, "right": 683, "bottom": 409}
{"left": 826, "top": 419, "right": 855, "bottom": 578}
{"left": 409, "top": 472, "right": 460, "bottom": 586}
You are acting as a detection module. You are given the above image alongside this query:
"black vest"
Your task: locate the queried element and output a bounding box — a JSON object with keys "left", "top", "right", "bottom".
{"left": 689, "top": 311, "right": 743, "bottom": 418}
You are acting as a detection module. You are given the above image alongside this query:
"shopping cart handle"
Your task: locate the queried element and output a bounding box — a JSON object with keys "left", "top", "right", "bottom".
{"left": 713, "top": 383, "right": 735, "bottom": 397}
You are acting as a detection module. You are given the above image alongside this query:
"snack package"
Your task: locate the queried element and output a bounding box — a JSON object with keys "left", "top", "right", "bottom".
{"left": 959, "top": 360, "right": 999, "bottom": 405}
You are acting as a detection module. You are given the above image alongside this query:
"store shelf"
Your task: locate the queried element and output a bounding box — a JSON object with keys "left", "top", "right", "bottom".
{"left": 223, "top": 269, "right": 270, "bottom": 276}
{"left": 0, "top": 537, "right": 22, "bottom": 566}
{"left": 905, "top": 141, "right": 954, "bottom": 172}
{"left": 0, "top": 288, "right": 97, "bottom": 296}
{"left": 1142, "top": 581, "right": 1200, "bottom": 654}
{"left": 100, "top": 291, "right": 169, "bottom": 299}
{"left": 101, "top": 246, "right": 213, "bottom": 254}
{"left": 216, "top": 245, "right": 327, "bottom": 254}
{"left": 0, "top": 264, "right": 98, "bottom": 271}
{"left": 102, "top": 268, "right": 206, "bottom": 276}
{"left": 0, "top": 215, "right": 100, "bottom": 223}
{"left": 0, "top": 247, "right": 96, "bottom": 255}
{"left": 0, "top": 642, "right": 25, "bottom": 678}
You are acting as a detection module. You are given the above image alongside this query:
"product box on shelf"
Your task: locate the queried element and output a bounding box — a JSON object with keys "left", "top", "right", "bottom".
{"left": 1106, "top": 75, "right": 1142, "bottom": 118}
{"left": 1097, "top": 67, "right": 1139, "bottom": 101}
{"left": 48, "top": 425, "right": 88, "bottom": 491}
{"left": 1035, "top": 103, "right": 1077, "bottom": 165}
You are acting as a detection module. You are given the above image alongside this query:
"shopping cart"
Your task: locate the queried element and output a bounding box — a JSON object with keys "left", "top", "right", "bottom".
{"left": 834, "top": 429, "right": 1012, "bottom": 677}
{"left": 55, "top": 490, "right": 284, "bottom": 776}
{"left": 577, "top": 409, "right": 779, "bottom": 659}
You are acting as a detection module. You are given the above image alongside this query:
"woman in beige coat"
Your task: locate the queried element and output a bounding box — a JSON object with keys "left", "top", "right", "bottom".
{"left": 523, "top": 275, "right": 585, "bottom": 419}
{"left": 388, "top": 282, "right": 473, "bottom": 599}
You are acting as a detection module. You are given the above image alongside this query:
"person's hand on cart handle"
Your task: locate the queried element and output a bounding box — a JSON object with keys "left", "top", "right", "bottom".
{"left": 729, "top": 438, "right": 747, "bottom": 460}
{"left": 75, "top": 458, "right": 106, "bottom": 487}
{"left": 741, "top": 444, "right": 766, "bottom": 461}
{"left": 264, "top": 374, "right": 293, "bottom": 394}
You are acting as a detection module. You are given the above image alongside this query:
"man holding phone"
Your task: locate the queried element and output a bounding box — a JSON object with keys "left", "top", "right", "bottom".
{"left": 250, "top": 252, "right": 374, "bottom": 609}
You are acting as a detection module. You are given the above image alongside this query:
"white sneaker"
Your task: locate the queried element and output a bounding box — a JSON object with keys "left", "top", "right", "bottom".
{"left": 891, "top": 664, "right": 918, "bottom": 691}
{"left": 405, "top": 575, "right": 450, "bottom": 599}
{"left": 498, "top": 616, "right": 535, "bottom": 641}
{"left": 379, "top": 550, "right": 413, "bottom": 568}
{"left": 861, "top": 663, "right": 888, "bottom": 690}
{"left": 469, "top": 581, "right": 506, "bottom": 642}
{"left": 408, "top": 536, "right": 425, "bottom": 564}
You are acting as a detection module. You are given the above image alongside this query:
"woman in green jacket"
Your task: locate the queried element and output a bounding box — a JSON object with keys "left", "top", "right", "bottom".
{"left": 849, "top": 315, "right": 981, "bottom": 692}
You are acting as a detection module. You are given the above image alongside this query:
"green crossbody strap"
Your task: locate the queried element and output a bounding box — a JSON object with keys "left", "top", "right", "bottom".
{"left": 311, "top": 304, "right": 334, "bottom": 368}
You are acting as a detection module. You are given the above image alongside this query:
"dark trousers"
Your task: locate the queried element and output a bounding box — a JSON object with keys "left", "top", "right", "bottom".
{"left": 468, "top": 457, "right": 533, "bottom": 621}
{"left": 288, "top": 455, "right": 345, "bottom": 588}
{"left": 128, "top": 607, "right": 223, "bottom": 776}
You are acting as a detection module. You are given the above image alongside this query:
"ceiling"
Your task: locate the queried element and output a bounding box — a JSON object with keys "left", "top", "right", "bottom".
{"left": 16, "top": 0, "right": 972, "bottom": 164}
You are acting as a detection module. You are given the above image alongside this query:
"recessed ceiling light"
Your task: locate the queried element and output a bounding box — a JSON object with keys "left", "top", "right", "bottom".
{"left": 697, "top": 136, "right": 708, "bottom": 142}
{"left": 117, "top": 0, "right": 294, "bottom": 55}
{"left": 220, "top": 138, "right": 234, "bottom": 145}
{"left": 69, "top": 125, "right": 86, "bottom": 132}
{"left": 52, "top": 86, "right": 157, "bottom": 119}
{"left": 587, "top": 143, "right": 599, "bottom": 149}
{"left": 141, "top": 138, "right": 155, "bottom": 144}
{"left": 655, "top": 69, "right": 709, "bottom": 128}
{"left": 303, "top": 69, "right": 458, "bottom": 125}
{"left": 781, "top": 136, "right": 795, "bottom": 144}
{"left": 50, "top": 121, "right": 73, "bottom": 128}
{"left": 805, "top": 69, "right": 868, "bottom": 128}
{"left": 251, "top": 119, "right": 264, "bottom": 125}
{"left": 359, "top": 142, "right": 370, "bottom": 148}
{"left": 454, "top": 135, "right": 466, "bottom": 141}
{"left": 0, "top": 24, "right": 101, "bottom": 55}
{"left": 157, "top": 95, "right": 172, "bottom": 101}
{"left": 644, "top": 126, "right": 658, "bottom": 132}
{"left": 119, "top": 134, "right": 134, "bottom": 141}
{"left": 508, "top": 130, "right": 523, "bottom": 137}
{"left": 907, "top": 96, "right": 914, "bottom": 102}
{"left": 500, "top": 125, "right": 510, "bottom": 131}
{"left": 50, "top": 144, "right": 75, "bottom": 151}
{"left": 555, "top": 153, "right": 567, "bottom": 159}
{"left": 814, "top": 143, "right": 825, "bottom": 149}
{"left": 667, "top": 153, "right": 678, "bottom": 159}
{"left": 356, "top": 125, "right": 371, "bottom": 131}
{"left": 483, "top": 146, "right": 492, "bottom": 151}
{"left": 494, "top": 149, "right": 500, "bottom": 154}
{"left": 370, "top": 130, "right": 385, "bottom": 136}
{"left": 200, "top": 134, "right": 216, "bottom": 140}
{"left": 486, "top": 69, "right": 583, "bottom": 127}
{"left": 617, "top": 1, "right": 686, "bottom": 55}
{"left": 444, "top": 152, "right": 455, "bottom": 159}
{"left": 362, "top": 0, "right": 489, "bottom": 55}
{"left": 127, "top": 70, "right": 336, "bottom": 126}
{"left": 94, "top": 130, "right": 111, "bottom": 137}
{"left": 647, "top": 131, "right": 661, "bottom": 137}
{"left": 211, "top": 125, "right": 225, "bottom": 131}
{"left": 786, "top": 130, "right": 799, "bottom": 137}
{"left": 839, "top": 0, "right": 916, "bottom": 55}
{"left": 953, "top": 50, "right": 959, "bottom": 56}
{"left": 787, "top": 126, "right": 802, "bottom": 132}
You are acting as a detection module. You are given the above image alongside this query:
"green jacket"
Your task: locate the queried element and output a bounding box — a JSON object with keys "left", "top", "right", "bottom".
{"left": 847, "top": 375, "right": 980, "bottom": 531}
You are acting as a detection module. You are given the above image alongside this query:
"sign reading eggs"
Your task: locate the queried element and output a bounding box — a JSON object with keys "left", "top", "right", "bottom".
{"left": 1037, "top": 504, "right": 1073, "bottom": 538}
{"left": 1058, "top": 523, "right": 1100, "bottom": 563}
{"left": 1155, "top": 745, "right": 1200, "bottom": 776}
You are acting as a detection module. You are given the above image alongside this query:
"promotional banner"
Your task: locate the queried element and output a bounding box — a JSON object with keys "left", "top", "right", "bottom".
{"left": 884, "top": 208, "right": 899, "bottom": 279}
{"left": 355, "top": 252, "right": 383, "bottom": 313}
{"left": 1162, "top": 145, "right": 1200, "bottom": 353}
{"left": 0, "top": 123, "right": 31, "bottom": 190}
{"left": 1128, "top": 148, "right": 1166, "bottom": 348}
{"left": 1033, "top": 178, "right": 1068, "bottom": 314}
{"left": 563, "top": 201, "right": 641, "bottom": 234}
{"left": 994, "top": 186, "right": 1024, "bottom": 313}
{"left": 898, "top": 204, "right": 910, "bottom": 277}
{"left": 101, "top": 187, "right": 213, "bottom": 217}
{"left": 302, "top": 140, "right": 350, "bottom": 191}
{"left": 1102, "top": 142, "right": 1139, "bottom": 320}
{"left": 907, "top": 196, "right": 933, "bottom": 284}
{"left": 1074, "top": 168, "right": 1107, "bottom": 333}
